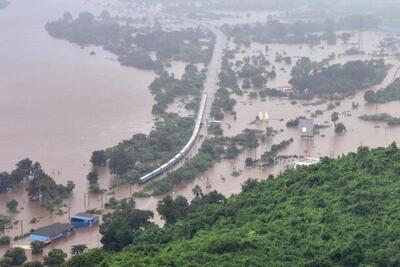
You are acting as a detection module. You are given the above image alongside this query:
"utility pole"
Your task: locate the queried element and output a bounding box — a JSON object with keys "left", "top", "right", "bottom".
{"left": 358, "top": 17, "right": 364, "bottom": 52}
{"left": 84, "top": 192, "right": 86, "bottom": 208}
{"left": 205, "top": 176, "right": 211, "bottom": 193}
{"left": 68, "top": 202, "right": 71, "bottom": 220}
{"left": 20, "top": 220, "right": 23, "bottom": 236}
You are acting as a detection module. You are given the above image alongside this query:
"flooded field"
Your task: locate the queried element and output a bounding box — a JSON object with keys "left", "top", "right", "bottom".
{"left": 1, "top": 0, "right": 400, "bottom": 261}
{"left": 131, "top": 30, "right": 400, "bottom": 233}
{"left": 0, "top": 0, "right": 157, "bottom": 257}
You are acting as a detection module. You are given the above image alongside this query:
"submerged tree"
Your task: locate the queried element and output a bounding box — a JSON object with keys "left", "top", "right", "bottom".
{"left": 4, "top": 247, "right": 27, "bottom": 265}
{"left": 335, "top": 122, "right": 347, "bottom": 134}
{"left": 44, "top": 249, "right": 67, "bottom": 267}
{"left": 331, "top": 112, "right": 340, "bottom": 125}
{"left": 90, "top": 150, "right": 107, "bottom": 167}
{"left": 71, "top": 245, "right": 88, "bottom": 256}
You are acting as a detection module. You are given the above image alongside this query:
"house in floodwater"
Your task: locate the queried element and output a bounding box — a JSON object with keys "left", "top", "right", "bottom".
{"left": 277, "top": 85, "right": 294, "bottom": 94}
{"left": 30, "top": 223, "right": 74, "bottom": 244}
{"left": 299, "top": 118, "right": 314, "bottom": 138}
{"left": 70, "top": 213, "right": 99, "bottom": 228}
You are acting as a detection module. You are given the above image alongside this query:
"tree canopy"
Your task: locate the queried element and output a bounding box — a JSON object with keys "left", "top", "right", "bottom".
{"left": 364, "top": 78, "right": 400, "bottom": 103}
{"left": 64, "top": 144, "right": 400, "bottom": 266}
{"left": 290, "top": 58, "right": 388, "bottom": 96}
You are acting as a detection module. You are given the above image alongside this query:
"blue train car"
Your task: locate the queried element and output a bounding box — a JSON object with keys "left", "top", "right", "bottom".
{"left": 70, "top": 213, "right": 99, "bottom": 228}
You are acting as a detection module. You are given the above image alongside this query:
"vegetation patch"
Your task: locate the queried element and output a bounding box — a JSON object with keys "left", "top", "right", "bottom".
{"left": 140, "top": 137, "right": 233, "bottom": 196}
{"left": 290, "top": 58, "right": 389, "bottom": 96}
{"left": 46, "top": 12, "right": 215, "bottom": 70}
{"left": 222, "top": 15, "right": 379, "bottom": 46}
{"left": 65, "top": 144, "right": 400, "bottom": 266}
{"left": 150, "top": 64, "right": 205, "bottom": 114}
{"left": 102, "top": 114, "right": 194, "bottom": 185}
{"left": 359, "top": 113, "right": 400, "bottom": 126}
{"left": 0, "top": 159, "right": 74, "bottom": 210}
{"left": 261, "top": 138, "right": 294, "bottom": 164}
{"left": 364, "top": 78, "right": 400, "bottom": 103}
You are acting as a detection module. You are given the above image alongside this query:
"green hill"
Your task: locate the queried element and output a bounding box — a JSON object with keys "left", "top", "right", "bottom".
{"left": 65, "top": 144, "right": 400, "bottom": 267}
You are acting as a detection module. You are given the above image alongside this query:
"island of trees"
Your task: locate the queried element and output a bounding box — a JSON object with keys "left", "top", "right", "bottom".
{"left": 222, "top": 15, "right": 380, "bottom": 46}
{"left": 0, "top": 159, "right": 74, "bottom": 210}
{"left": 45, "top": 12, "right": 215, "bottom": 71}
{"left": 150, "top": 64, "right": 205, "bottom": 114}
{"left": 91, "top": 114, "right": 193, "bottom": 186}
{"left": 289, "top": 58, "right": 388, "bottom": 96}
{"left": 359, "top": 113, "right": 400, "bottom": 126}
{"left": 364, "top": 78, "right": 400, "bottom": 103}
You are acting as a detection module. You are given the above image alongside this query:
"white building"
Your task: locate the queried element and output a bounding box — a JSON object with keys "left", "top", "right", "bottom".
{"left": 293, "top": 158, "right": 320, "bottom": 169}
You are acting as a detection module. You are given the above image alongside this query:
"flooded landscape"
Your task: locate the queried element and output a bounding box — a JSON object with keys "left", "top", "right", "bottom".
{"left": 1, "top": 0, "right": 400, "bottom": 264}
{"left": 0, "top": 0, "right": 158, "bottom": 257}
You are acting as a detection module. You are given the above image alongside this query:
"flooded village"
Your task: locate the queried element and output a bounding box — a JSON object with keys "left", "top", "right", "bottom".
{"left": 1, "top": 0, "right": 400, "bottom": 264}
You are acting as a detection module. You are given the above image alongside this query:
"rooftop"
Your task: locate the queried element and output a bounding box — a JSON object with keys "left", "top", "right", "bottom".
{"left": 31, "top": 223, "right": 73, "bottom": 238}
{"left": 299, "top": 119, "right": 314, "bottom": 136}
{"left": 71, "top": 213, "right": 99, "bottom": 220}
{"left": 295, "top": 158, "right": 320, "bottom": 166}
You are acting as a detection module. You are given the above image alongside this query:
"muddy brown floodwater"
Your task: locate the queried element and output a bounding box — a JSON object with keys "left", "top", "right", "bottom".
{"left": 2, "top": 0, "right": 400, "bottom": 262}
{"left": 134, "top": 31, "right": 400, "bottom": 236}
{"left": 0, "top": 0, "right": 157, "bottom": 258}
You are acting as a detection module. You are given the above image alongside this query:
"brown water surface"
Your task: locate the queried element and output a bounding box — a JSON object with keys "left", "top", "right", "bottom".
{"left": 2, "top": 0, "right": 400, "bottom": 261}
{"left": 0, "top": 0, "right": 156, "bottom": 257}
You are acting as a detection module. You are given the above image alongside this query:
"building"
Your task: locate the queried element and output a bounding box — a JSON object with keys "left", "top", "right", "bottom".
{"left": 293, "top": 158, "right": 320, "bottom": 169}
{"left": 298, "top": 119, "right": 314, "bottom": 138}
{"left": 70, "top": 213, "right": 99, "bottom": 228}
{"left": 258, "top": 111, "right": 269, "bottom": 122}
{"left": 277, "top": 85, "right": 294, "bottom": 93}
{"left": 30, "top": 223, "right": 74, "bottom": 244}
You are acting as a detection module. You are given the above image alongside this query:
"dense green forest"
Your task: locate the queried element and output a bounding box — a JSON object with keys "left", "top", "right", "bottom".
{"left": 364, "top": 78, "right": 400, "bottom": 103}
{"left": 64, "top": 144, "right": 400, "bottom": 266}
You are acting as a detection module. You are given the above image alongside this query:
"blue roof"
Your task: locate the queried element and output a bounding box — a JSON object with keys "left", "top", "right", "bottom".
{"left": 30, "top": 223, "right": 73, "bottom": 238}
{"left": 30, "top": 234, "right": 50, "bottom": 242}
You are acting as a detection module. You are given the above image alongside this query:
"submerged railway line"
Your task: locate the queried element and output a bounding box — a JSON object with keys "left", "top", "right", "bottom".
{"left": 138, "top": 25, "right": 226, "bottom": 184}
{"left": 138, "top": 93, "right": 208, "bottom": 184}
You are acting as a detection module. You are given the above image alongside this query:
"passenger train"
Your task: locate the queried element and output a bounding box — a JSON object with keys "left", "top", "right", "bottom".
{"left": 138, "top": 93, "right": 208, "bottom": 184}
